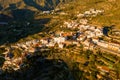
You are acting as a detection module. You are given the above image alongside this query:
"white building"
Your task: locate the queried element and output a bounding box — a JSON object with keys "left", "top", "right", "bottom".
{"left": 46, "top": 42, "right": 55, "bottom": 47}
{"left": 83, "top": 40, "right": 90, "bottom": 47}
{"left": 92, "top": 38, "right": 99, "bottom": 44}
{"left": 53, "top": 37, "right": 66, "bottom": 44}
{"left": 40, "top": 39, "right": 48, "bottom": 45}
{"left": 58, "top": 43, "right": 64, "bottom": 48}
{"left": 43, "top": 11, "right": 50, "bottom": 14}
{"left": 79, "top": 19, "right": 88, "bottom": 25}
{"left": 84, "top": 11, "right": 92, "bottom": 15}
{"left": 84, "top": 25, "right": 90, "bottom": 30}
{"left": 77, "top": 13, "right": 84, "bottom": 18}
{"left": 85, "top": 31, "right": 96, "bottom": 38}
{"left": 77, "top": 35, "right": 87, "bottom": 41}
{"left": 95, "top": 28, "right": 103, "bottom": 37}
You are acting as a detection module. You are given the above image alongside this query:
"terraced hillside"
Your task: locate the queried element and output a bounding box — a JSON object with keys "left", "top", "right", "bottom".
{"left": 0, "top": 0, "right": 120, "bottom": 80}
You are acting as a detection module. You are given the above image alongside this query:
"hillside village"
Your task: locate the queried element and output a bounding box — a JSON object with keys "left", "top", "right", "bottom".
{"left": 0, "top": 8, "right": 120, "bottom": 79}
{"left": 0, "top": 9, "right": 120, "bottom": 70}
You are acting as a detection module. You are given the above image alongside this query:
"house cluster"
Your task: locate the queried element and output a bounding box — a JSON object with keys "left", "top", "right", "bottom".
{"left": 63, "top": 20, "right": 79, "bottom": 28}
{"left": 2, "top": 57, "right": 22, "bottom": 71}
{"left": 1, "top": 25, "right": 103, "bottom": 71}
{"left": 1, "top": 46, "right": 28, "bottom": 71}
{"left": 0, "top": 31, "right": 80, "bottom": 71}
{"left": 3, "top": 24, "right": 118, "bottom": 71}
{"left": 1, "top": 8, "right": 120, "bottom": 71}
{"left": 62, "top": 19, "right": 88, "bottom": 28}
{"left": 63, "top": 19, "right": 103, "bottom": 38}
{"left": 61, "top": 10, "right": 120, "bottom": 52}
{"left": 77, "top": 8, "right": 104, "bottom": 18}
{"left": 14, "top": 32, "right": 80, "bottom": 51}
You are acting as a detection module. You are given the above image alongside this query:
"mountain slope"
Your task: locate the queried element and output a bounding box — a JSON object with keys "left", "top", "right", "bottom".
{"left": 0, "top": 0, "right": 73, "bottom": 11}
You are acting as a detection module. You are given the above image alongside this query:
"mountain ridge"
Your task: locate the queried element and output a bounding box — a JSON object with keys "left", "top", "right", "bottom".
{"left": 0, "top": 0, "right": 73, "bottom": 11}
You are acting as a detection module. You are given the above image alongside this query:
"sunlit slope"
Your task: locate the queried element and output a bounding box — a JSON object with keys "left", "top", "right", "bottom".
{"left": 61, "top": 0, "right": 120, "bottom": 28}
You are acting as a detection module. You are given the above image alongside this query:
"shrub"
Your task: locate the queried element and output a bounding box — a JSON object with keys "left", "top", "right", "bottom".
{"left": 12, "top": 49, "right": 21, "bottom": 58}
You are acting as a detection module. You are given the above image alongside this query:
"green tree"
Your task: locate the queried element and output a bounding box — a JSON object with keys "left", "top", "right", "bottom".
{"left": 0, "top": 47, "right": 6, "bottom": 54}
{"left": 0, "top": 56, "right": 5, "bottom": 67}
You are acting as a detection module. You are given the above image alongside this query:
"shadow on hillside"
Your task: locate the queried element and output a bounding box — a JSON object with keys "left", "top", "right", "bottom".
{"left": 0, "top": 9, "right": 51, "bottom": 45}
{"left": 0, "top": 5, "right": 3, "bottom": 10}
{"left": 0, "top": 14, "right": 13, "bottom": 22}
{"left": 0, "top": 55, "right": 74, "bottom": 80}
{"left": 5, "top": 3, "right": 17, "bottom": 11}
{"left": 23, "top": 0, "right": 45, "bottom": 11}
{"left": 23, "top": 0, "right": 61, "bottom": 11}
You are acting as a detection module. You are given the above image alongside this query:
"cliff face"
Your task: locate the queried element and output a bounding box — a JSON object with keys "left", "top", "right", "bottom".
{"left": 0, "top": 0, "right": 72, "bottom": 11}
